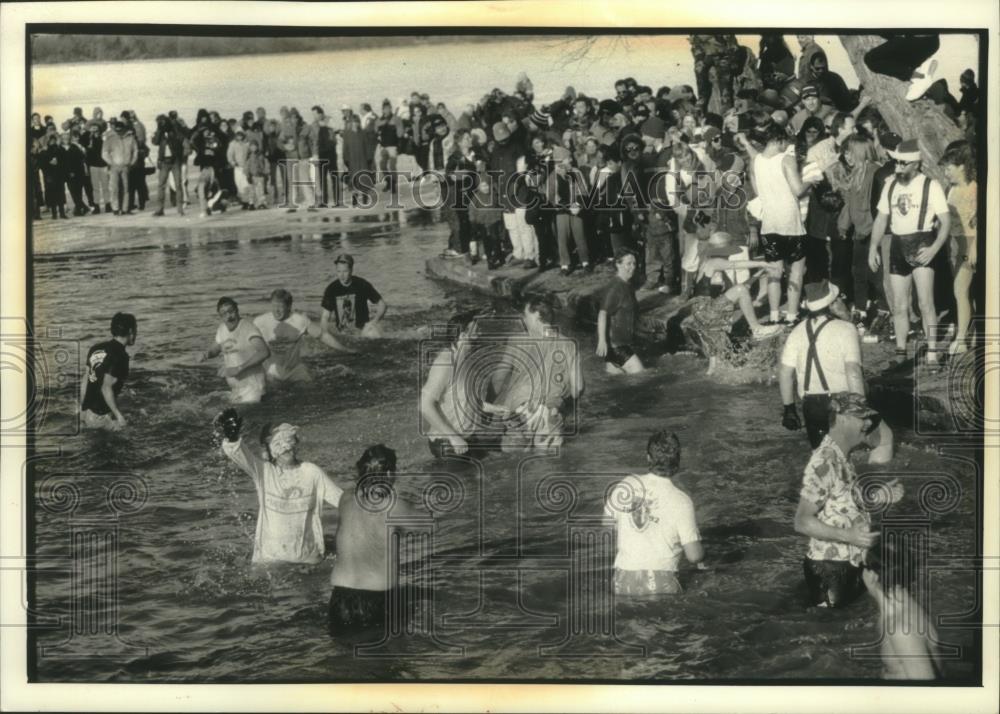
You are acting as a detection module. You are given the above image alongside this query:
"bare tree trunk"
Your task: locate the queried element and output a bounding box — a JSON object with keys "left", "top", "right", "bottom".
{"left": 839, "top": 35, "right": 962, "bottom": 184}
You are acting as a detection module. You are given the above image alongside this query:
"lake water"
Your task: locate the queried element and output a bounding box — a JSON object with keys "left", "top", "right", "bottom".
{"left": 29, "top": 210, "right": 978, "bottom": 682}
{"left": 28, "top": 35, "right": 981, "bottom": 683}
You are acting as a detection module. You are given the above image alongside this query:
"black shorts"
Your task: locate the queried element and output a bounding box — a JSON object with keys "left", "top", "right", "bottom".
{"left": 761, "top": 233, "right": 805, "bottom": 264}
{"left": 606, "top": 343, "right": 636, "bottom": 368}
{"left": 328, "top": 586, "right": 392, "bottom": 638}
{"left": 889, "top": 231, "right": 940, "bottom": 277}
{"left": 802, "top": 393, "right": 832, "bottom": 449}
{"left": 803, "top": 558, "right": 864, "bottom": 608}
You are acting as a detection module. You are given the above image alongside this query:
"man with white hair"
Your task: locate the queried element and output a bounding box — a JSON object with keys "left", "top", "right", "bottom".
{"left": 215, "top": 409, "right": 343, "bottom": 565}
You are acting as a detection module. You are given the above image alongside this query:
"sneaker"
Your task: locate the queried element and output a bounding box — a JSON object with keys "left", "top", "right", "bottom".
{"left": 752, "top": 324, "right": 783, "bottom": 339}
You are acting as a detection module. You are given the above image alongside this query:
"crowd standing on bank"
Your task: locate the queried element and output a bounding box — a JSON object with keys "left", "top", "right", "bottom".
{"left": 69, "top": 35, "right": 982, "bottom": 678}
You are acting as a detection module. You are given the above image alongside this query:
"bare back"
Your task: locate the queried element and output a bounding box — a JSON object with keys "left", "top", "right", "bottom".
{"left": 330, "top": 486, "right": 419, "bottom": 591}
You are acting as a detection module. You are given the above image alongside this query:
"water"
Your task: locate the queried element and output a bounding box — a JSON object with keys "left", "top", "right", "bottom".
{"left": 28, "top": 34, "right": 980, "bottom": 682}
{"left": 29, "top": 211, "right": 978, "bottom": 682}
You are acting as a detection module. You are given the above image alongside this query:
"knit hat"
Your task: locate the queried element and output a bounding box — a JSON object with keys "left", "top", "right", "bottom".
{"left": 758, "top": 89, "right": 785, "bottom": 110}
{"left": 599, "top": 99, "right": 622, "bottom": 116}
{"left": 530, "top": 109, "right": 551, "bottom": 129}
{"left": 888, "top": 139, "right": 921, "bottom": 162}
{"left": 640, "top": 116, "right": 667, "bottom": 139}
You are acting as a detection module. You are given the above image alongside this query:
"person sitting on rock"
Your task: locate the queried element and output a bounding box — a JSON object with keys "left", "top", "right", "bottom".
{"left": 682, "top": 231, "right": 784, "bottom": 375}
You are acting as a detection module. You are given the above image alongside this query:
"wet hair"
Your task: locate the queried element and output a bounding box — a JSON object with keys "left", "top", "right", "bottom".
{"left": 270, "top": 288, "right": 293, "bottom": 306}
{"left": 647, "top": 430, "right": 681, "bottom": 475}
{"left": 940, "top": 140, "right": 976, "bottom": 183}
{"left": 110, "top": 312, "right": 137, "bottom": 337}
{"left": 216, "top": 296, "right": 238, "bottom": 312}
{"left": 311, "top": 105, "right": 324, "bottom": 116}
{"left": 446, "top": 311, "right": 478, "bottom": 344}
{"left": 866, "top": 535, "right": 922, "bottom": 599}
{"left": 356, "top": 443, "right": 397, "bottom": 478}
{"left": 521, "top": 294, "right": 557, "bottom": 326}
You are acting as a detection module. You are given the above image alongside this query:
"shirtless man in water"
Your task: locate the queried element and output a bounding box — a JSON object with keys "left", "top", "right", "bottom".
{"left": 328, "top": 444, "right": 421, "bottom": 638}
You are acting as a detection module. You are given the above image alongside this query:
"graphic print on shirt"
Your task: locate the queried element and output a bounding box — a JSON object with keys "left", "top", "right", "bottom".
{"left": 336, "top": 295, "right": 355, "bottom": 330}
{"left": 87, "top": 349, "right": 108, "bottom": 383}
{"left": 894, "top": 192, "right": 914, "bottom": 216}
{"left": 630, "top": 492, "right": 659, "bottom": 531}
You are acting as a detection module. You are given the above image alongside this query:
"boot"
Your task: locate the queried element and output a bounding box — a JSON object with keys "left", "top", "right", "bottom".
{"left": 91, "top": 205, "right": 100, "bottom": 215}
{"left": 58, "top": 207, "right": 68, "bottom": 219}
{"left": 50, "top": 207, "right": 57, "bottom": 219}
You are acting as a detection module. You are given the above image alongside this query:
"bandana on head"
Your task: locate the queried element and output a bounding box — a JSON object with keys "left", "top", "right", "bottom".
{"left": 267, "top": 423, "right": 299, "bottom": 456}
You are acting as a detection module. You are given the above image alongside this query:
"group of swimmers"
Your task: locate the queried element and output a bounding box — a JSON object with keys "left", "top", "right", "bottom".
{"left": 78, "top": 257, "right": 940, "bottom": 679}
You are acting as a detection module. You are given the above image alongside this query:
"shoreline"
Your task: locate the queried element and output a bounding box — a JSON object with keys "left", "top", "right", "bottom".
{"left": 424, "top": 254, "right": 961, "bottom": 437}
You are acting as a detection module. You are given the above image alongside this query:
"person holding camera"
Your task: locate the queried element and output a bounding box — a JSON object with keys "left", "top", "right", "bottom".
{"left": 152, "top": 113, "right": 187, "bottom": 216}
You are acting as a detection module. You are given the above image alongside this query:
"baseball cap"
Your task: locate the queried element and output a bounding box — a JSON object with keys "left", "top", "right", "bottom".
{"left": 801, "top": 85, "right": 820, "bottom": 99}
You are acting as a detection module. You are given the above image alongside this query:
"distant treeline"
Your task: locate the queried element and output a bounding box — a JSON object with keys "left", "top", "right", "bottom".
{"left": 31, "top": 34, "right": 511, "bottom": 65}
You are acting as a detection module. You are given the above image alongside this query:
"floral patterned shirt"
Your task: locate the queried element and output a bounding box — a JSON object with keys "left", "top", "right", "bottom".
{"left": 800, "top": 435, "right": 869, "bottom": 566}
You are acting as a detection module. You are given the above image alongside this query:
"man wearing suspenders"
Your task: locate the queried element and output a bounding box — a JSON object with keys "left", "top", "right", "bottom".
{"left": 778, "top": 280, "right": 893, "bottom": 464}
{"left": 868, "top": 138, "right": 951, "bottom": 366}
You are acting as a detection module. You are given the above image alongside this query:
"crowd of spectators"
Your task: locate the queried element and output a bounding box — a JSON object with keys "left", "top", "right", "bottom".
{"left": 30, "top": 35, "right": 979, "bottom": 349}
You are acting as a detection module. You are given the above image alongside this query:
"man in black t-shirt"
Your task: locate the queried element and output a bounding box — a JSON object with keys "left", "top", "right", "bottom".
{"left": 596, "top": 248, "right": 644, "bottom": 375}
{"left": 320, "top": 254, "right": 387, "bottom": 336}
{"left": 80, "top": 312, "right": 137, "bottom": 430}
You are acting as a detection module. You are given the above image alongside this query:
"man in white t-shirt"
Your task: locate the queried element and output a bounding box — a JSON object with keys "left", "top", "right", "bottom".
{"left": 215, "top": 409, "right": 343, "bottom": 564}
{"left": 254, "top": 288, "right": 355, "bottom": 384}
{"left": 200, "top": 296, "right": 270, "bottom": 403}
{"left": 604, "top": 430, "right": 705, "bottom": 596}
{"left": 779, "top": 280, "right": 893, "bottom": 463}
{"left": 868, "top": 139, "right": 951, "bottom": 366}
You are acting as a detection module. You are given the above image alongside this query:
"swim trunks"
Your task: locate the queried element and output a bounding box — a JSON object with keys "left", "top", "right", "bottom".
{"left": 614, "top": 568, "right": 683, "bottom": 596}
{"left": 328, "top": 586, "right": 391, "bottom": 638}
{"left": 760, "top": 233, "right": 805, "bottom": 263}
{"left": 605, "top": 344, "right": 636, "bottom": 368}
{"left": 889, "top": 231, "right": 940, "bottom": 277}
{"left": 803, "top": 557, "right": 864, "bottom": 608}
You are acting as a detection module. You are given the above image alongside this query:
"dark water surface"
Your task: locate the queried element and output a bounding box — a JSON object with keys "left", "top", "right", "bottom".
{"left": 30, "top": 215, "right": 979, "bottom": 682}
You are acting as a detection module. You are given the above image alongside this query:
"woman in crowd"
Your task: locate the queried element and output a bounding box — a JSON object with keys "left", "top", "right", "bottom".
{"left": 39, "top": 133, "right": 68, "bottom": 219}
{"left": 940, "top": 141, "right": 977, "bottom": 355}
{"left": 834, "top": 134, "right": 883, "bottom": 321}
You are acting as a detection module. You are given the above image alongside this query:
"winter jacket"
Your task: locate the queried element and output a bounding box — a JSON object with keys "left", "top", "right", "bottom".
{"left": 101, "top": 132, "right": 138, "bottom": 168}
